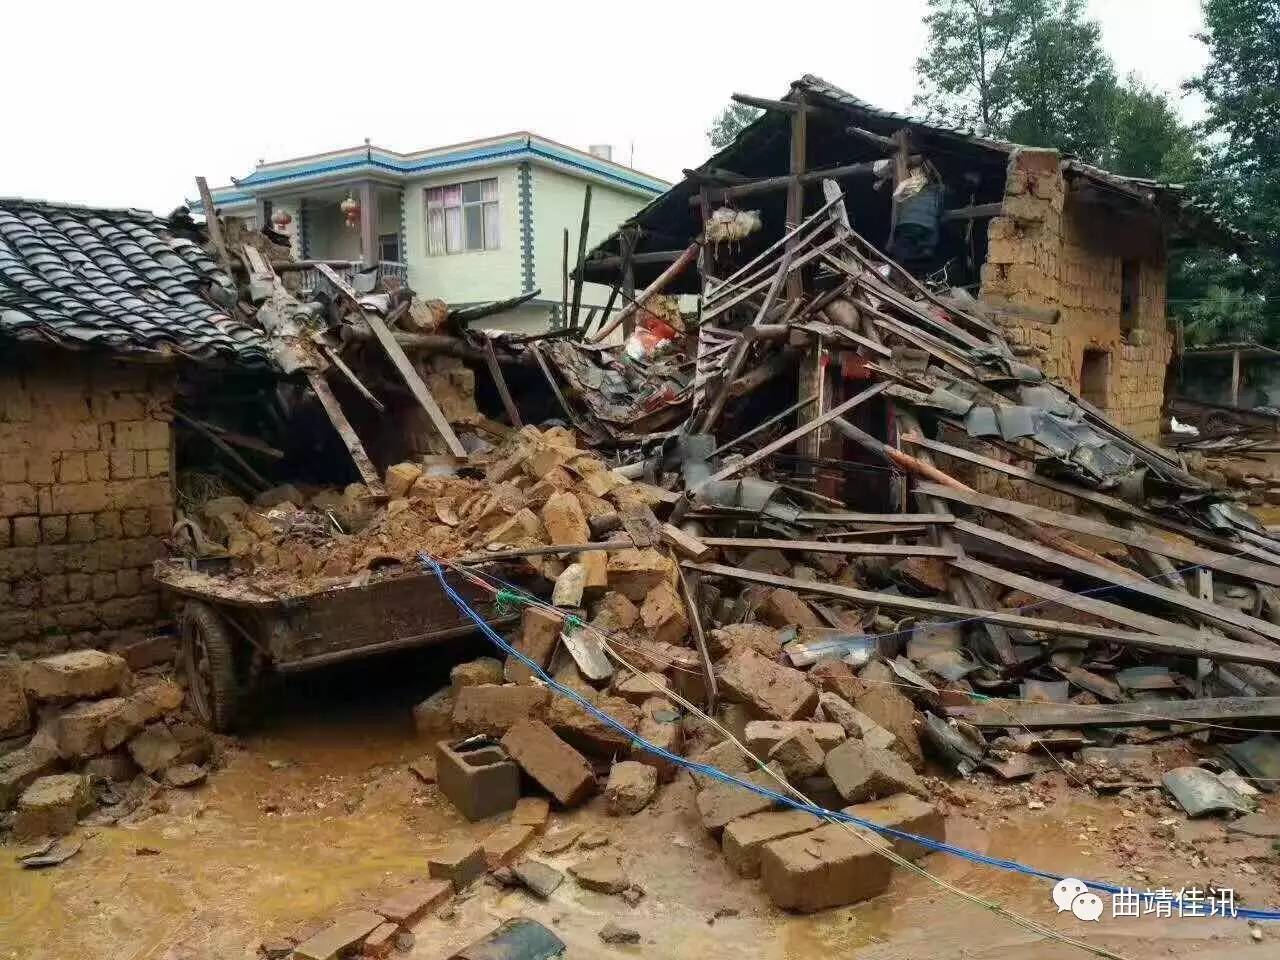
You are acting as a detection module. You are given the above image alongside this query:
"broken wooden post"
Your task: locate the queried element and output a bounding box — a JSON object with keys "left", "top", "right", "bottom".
{"left": 587, "top": 241, "right": 699, "bottom": 344}
{"left": 569, "top": 186, "right": 592, "bottom": 329}
{"left": 194, "top": 177, "right": 234, "bottom": 280}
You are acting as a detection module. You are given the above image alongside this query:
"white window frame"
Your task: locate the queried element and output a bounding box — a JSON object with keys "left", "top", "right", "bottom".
{"left": 425, "top": 178, "right": 499, "bottom": 255}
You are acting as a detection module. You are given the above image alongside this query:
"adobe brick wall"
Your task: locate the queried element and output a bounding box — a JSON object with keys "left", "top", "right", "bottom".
{"left": 963, "top": 148, "right": 1173, "bottom": 507}
{"left": 979, "top": 148, "right": 1172, "bottom": 444}
{"left": 0, "top": 350, "right": 174, "bottom": 657}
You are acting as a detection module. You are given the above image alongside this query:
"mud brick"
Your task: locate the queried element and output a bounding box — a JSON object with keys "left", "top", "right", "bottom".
{"left": 824, "top": 739, "right": 929, "bottom": 804}
{"left": 505, "top": 606, "right": 560, "bottom": 685}
{"left": 66, "top": 514, "right": 94, "bottom": 543}
{"left": 540, "top": 491, "right": 590, "bottom": 545}
{"left": 0, "top": 547, "right": 35, "bottom": 580}
{"left": 92, "top": 571, "right": 118, "bottom": 600}
{"left": 427, "top": 841, "right": 487, "bottom": 891}
{"left": 722, "top": 810, "right": 823, "bottom": 879}
{"left": 482, "top": 821, "right": 538, "bottom": 867}
{"left": 612, "top": 670, "right": 671, "bottom": 705}
{"left": 717, "top": 649, "right": 818, "bottom": 721}
{"left": 767, "top": 729, "right": 827, "bottom": 781}
{"left": 56, "top": 696, "right": 138, "bottom": 758}
{"left": 0, "top": 482, "right": 36, "bottom": 514}
{"left": 292, "top": 911, "right": 384, "bottom": 960}
{"left": 500, "top": 718, "right": 596, "bottom": 807}
{"left": 384, "top": 462, "right": 423, "bottom": 499}
{"left": 0, "top": 518, "right": 8, "bottom": 548}
{"left": 589, "top": 591, "right": 638, "bottom": 633}
{"left": 362, "top": 922, "right": 399, "bottom": 959}
{"left": 760, "top": 822, "right": 892, "bottom": 912}
{"left": 761, "top": 588, "right": 823, "bottom": 629}
{"left": 109, "top": 448, "right": 134, "bottom": 480}
{"left": 120, "top": 509, "right": 149, "bottom": 537}
{"left": 546, "top": 693, "right": 639, "bottom": 758}
{"left": 745, "top": 721, "right": 845, "bottom": 757}
{"left": 817, "top": 693, "right": 896, "bottom": 751}
{"left": 604, "top": 760, "right": 656, "bottom": 815}
{"left": 40, "top": 515, "right": 68, "bottom": 544}
{"left": 695, "top": 766, "right": 787, "bottom": 836}
{"left": 605, "top": 548, "right": 674, "bottom": 601}
{"left": 375, "top": 878, "right": 451, "bottom": 926}
{"left": 412, "top": 689, "right": 455, "bottom": 735}
{"left": 707, "top": 623, "right": 783, "bottom": 661}
{"left": 854, "top": 686, "right": 924, "bottom": 771}
{"left": 808, "top": 660, "right": 867, "bottom": 703}
{"left": 57, "top": 454, "right": 87, "bottom": 484}
{"left": 115, "top": 634, "right": 176, "bottom": 671}
{"left": 13, "top": 773, "right": 91, "bottom": 841}
{"left": 511, "top": 796, "right": 551, "bottom": 830}
{"left": 451, "top": 684, "right": 548, "bottom": 738}
{"left": 0, "top": 655, "right": 29, "bottom": 737}
{"left": 0, "top": 743, "right": 58, "bottom": 808}
{"left": 24, "top": 649, "right": 128, "bottom": 702}
{"left": 83, "top": 750, "right": 137, "bottom": 783}
{"left": 84, "top": 451, "right": 108, "bottom": 481}
{"left": 449, "top": 657, "right": 504, "bottom": 694}
{"left": 127, "top": 723, "right": 180, "bottom": 773}
{"left": 12, "top": 516, "right": 40, "bottom": 547}
{"left": 841, "top": 794, "right": 944, "bottom": 861}
{"left": 129, "top": 679, "right": 184, "bottom": 721}
{"left": 635, "top": 696, "right": 683, "bottom": 783}
{"left": 639, "top": 581, "right": 688, "bottom": 645}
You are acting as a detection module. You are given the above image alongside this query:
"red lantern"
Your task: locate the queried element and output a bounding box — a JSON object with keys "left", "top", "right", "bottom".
{"left": 340, "top": 192, "right": 360, "bottom": 228}
{"left": 271, "top": 209, "right": 292, "bottom": 229}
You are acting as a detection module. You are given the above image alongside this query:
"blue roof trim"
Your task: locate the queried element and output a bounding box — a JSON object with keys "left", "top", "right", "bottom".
{"left": 202, "top": 139, "right": 666, "bottom": 208}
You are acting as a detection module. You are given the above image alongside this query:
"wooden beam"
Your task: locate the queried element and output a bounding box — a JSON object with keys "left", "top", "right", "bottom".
{"left": 689, "top": 160, "right": 920, "bottom": 207}
{"left": 314, "top": 263, "right": 466, "bottom": 457}
{"left": 918, "top": 481, "right": 1280, "bottom": 587}
{"left": 698, "top": 380, "right": 888, "bottom": 487}
{"left": 1231, "top": 348, "right": 1242, "bottom": 408}
{"left": 194, "top": 177, "right": 234, "bottom": 279}
{"left": 684, "top": 561, "right": 1226, "bottom": 651}
{"left": 307, "top": 371, "right": 383, "bottom": 491}
{"left": 954, "top": 519, "right": 1280, "bottom": 645}
{"left": 903, "top": 433, "right": 1280, "bottom": 562}
{"left": 674, "top": 560, "right": 718, "bottom": 711}
{"left": 587, "top": 241, "right": 699, "bottom": 344}
{"left": 701, "top": 537, "right": 958, "bottom": 559}
{"left": 316, "top": 343, "right": 386, "bottom": 412}
{"left": 584, "top": 249, "right": 684, "bottom": 271}
{"left": 731, "top": 92, "right": 814, "bottom": 114}
{"left": 569, "top": 186, "right": 592, "bottom": 328}
{"left": 942, "top": 202, "right": 1006, "bottom": 222}
{"left": 795, "top": 511, "right": 955, "bottom": 524}
{"left": 483, "top": 339, "right": 522, "bottom": 428}
{"left": 950, "top": 696, "right": 1280, "bottom": 729}
{"left": 709, "top": 393, "right": 817, "bottom": 457}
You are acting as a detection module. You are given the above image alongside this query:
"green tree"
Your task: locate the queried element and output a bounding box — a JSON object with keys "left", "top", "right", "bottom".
{"left": 913, "top": 0, "right": 1048, "bottom": 135}
{"left": 1002, "top": 0, "right": 1118, "bottom": 163}
{"left": 1100, "top": 76, "right": 1197, "bottom": 178}
{"left": 1184, "top": 0, "right": 1280, "bottom": 343}
{"left": 707, "top": 103, "right": 763, "bottom": 149}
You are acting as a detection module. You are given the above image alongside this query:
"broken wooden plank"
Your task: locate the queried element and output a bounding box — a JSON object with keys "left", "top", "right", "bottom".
{"left": 708, "top": 393, "right": 818, "bottom": 458}
{"left": 314, "top": 263, "right": 466, "bottom": 457}
{"left": 949, "top": 557, "right": 1280, "bottom": 668}
{"left": 482, "top": 338, "right": 523, "bottom": 428}
{"left": 316, "top": 343, "right": 386, "bottom": 413}
{"left": 588, "top": 241, "right": 699, "bottom": 344}
{"left": 570, "top": 185, "right": 592, "bottom": 328}
{"left": 795, "top": 511, "right": 954, "bottom": 525}
{"left": 954, "top": 519, "right": 1280, "bottom": 646}
{"left": 170, "top": 409, "right": 269, "bottom": 491}
{"left": 918, "top": 481, "right": 1280, "bottom": 588}
{"left": 307, "top": 371, "right": 383, "bottom": 491}
{"left": 684, "top": 562, "right": 1233, "bottom": 654}
{"left": 950, "top": 696, "right": 1280, "bottom": 729}
{"left": 700, "top": 537, "right": 958, "bottom": 560}
{"left": 674, "top": 559, "right": 717, "bottom": 712}
{"left": 194, "top": 176, "right": 234, "bottom": 279}
{"left": 698, "top": 380, "right": 889, "bottom": 488}
{"left": 904, "top": 433, "right": 1280, "bottom": 564}
{"left": 661, "top": 524, "right": 713, "bottom": 561}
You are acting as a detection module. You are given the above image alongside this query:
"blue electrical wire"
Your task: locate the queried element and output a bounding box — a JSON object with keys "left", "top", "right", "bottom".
{"left": 422, "top": 553, "right": 1280, "bottom": 923}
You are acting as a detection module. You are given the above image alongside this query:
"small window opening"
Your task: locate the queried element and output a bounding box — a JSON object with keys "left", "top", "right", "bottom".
{"left": 1081, "top": 349, "right": 1111, "bottom": 409}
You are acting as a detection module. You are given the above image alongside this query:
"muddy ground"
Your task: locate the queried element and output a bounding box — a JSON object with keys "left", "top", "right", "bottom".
{"left": 1, "top": 645, "right": 1273, "bottom": 960}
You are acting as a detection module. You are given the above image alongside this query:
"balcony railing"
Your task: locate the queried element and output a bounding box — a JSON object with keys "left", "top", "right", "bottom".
{"left": 296, "top": 260, "right": 408, "bottom": 294}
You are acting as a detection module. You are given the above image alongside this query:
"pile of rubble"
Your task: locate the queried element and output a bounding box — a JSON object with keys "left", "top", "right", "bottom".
{"left": 1, "top": 648, "right": 211, "bottom": 863}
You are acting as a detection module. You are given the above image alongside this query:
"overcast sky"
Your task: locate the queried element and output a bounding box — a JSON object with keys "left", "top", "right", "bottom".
{"left": 1, "top": 0, "right": 1209, "bottom": 214}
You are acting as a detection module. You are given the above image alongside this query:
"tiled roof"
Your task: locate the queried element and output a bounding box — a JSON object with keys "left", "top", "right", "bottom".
{"left": 0, "top": 198, "right": 271, "bottom": 367}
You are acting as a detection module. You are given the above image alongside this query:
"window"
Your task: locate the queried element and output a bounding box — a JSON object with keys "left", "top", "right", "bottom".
{"left": 379, "top": 233, "right": 401, "bottom": 263}
{"left": 426, "top": 179, "right": 499, "bottom": 254}
{"left": 1120, "top": 259, "right": 1140, "bottom": 333}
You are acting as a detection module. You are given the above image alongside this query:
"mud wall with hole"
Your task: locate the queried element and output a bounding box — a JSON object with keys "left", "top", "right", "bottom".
{"left": 0, "top": 349, "right": 173, "bottom": 656}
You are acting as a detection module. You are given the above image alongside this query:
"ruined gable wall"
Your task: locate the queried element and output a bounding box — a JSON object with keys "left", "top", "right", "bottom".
{"left": 0, "top": 350, "right": 174, "bottom": 657}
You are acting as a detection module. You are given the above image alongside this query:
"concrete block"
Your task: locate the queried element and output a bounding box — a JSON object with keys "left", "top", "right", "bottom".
{"left": 435, "top": 738, "right": 520, "bottom": 822}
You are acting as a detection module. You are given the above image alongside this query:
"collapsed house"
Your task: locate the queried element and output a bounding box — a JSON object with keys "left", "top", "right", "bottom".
{"left": 3, "top": 75, "right": 1279, "bottom": 935}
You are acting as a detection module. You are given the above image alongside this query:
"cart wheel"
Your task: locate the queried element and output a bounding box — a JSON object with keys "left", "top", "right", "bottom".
{"left": 179, "top": 600, "right": 240, "bottom": 732}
